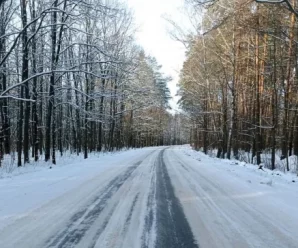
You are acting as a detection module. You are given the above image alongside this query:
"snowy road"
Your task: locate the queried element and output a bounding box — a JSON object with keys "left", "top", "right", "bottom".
{"left": 1, "top": 147, "right": 298, "bottom": 248}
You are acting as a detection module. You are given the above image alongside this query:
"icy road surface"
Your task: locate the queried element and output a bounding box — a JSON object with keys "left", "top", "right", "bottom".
{"left": 1, "top": 147, "right": 298, "bottom": 248}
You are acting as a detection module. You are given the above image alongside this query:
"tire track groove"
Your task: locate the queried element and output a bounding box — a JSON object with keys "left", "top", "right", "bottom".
{"left": 46, "top": 162, "right": 141, "bottom": 248}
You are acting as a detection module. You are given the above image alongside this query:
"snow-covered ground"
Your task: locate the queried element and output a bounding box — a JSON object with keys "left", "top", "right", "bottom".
{"left": 185, "top": 146, "right": 298, "bottom": 186}
{"left": 0, "top": 146, "right": 297, "bottom": 248}
{"left": 0, "top": 148, "right": 156, "bottom": 231}
{"left": 206, "top": 148, "right": 298, "bottom": 173}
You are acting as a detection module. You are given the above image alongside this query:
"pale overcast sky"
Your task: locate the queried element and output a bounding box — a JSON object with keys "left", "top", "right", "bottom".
{"left": 126, "top": 0, "right": 188, "bottom": 111}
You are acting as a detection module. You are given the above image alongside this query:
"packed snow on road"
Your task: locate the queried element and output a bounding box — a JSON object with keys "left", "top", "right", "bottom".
{"left": 0, "top": 146, "right": 298, "bottom": 248}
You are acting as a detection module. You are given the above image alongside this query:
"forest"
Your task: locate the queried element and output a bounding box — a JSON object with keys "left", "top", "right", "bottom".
{"left": 179, "top": 0, "right": 298, "bottom": 170}
{"left": 0, "top": 0, "right": 190, "bottom": 167}
{"left": 2, "top": 0, "right": 298, "bottom": 172}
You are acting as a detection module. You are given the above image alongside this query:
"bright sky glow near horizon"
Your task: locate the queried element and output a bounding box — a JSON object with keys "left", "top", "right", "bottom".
{"left": 126, "top": 0, "right": 188, "bottom": 112}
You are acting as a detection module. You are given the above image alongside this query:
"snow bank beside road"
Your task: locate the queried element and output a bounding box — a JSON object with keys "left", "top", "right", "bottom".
{"left": 0, "top": 149, "right": 135, "bottom": 178}
{"left": 180, "top": 145, "right": 298, "bottom": 190}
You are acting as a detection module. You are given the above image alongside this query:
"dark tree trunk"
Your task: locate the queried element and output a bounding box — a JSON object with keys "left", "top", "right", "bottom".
{"left": 293, "top": 111, "right": 298, "bottom": 156}
{"left": 84, "top": 68, "right": 89, "bottom": 159}
{"left": 17, "top": 88, "right": 24, "bottom": 167}
{"left": 128, "top": 106, "right": 133, "bottom": 148}
{"left": 255, "top": 31, "right": 262, "bottom": 165}
{"left": 108, "top": 82, "right": 117, "bottom": 152}
{"left": 45, "top": 0, "right": 67, "bottom": 163}
{"left": 31, "top": 0, "right": 39, "bottom": 161}
{"left": 289, "top": 114, "right": 296, "bottom": 157}
{"left": 222, "top": 83, "right": 228, "bottom": 158}
{"left": 58, "top": 104, "right": 63, "bottom": 157}
{"left": 52, "top": 103, "right": 56, "bottom": 165}
{"left": 21, "top": 0, "right": 30, "bottom": 164}
{"left": 98, "top": 77, "right": 105, "bottom": 152}
{"left": 0, "top": 61, "right": 10, "bottom": 155}
{"left": 0, "top": 24, "right": 10, "bottom": 155}
{"left": 45, "top": 0, "right": 58, "bottom": 162}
